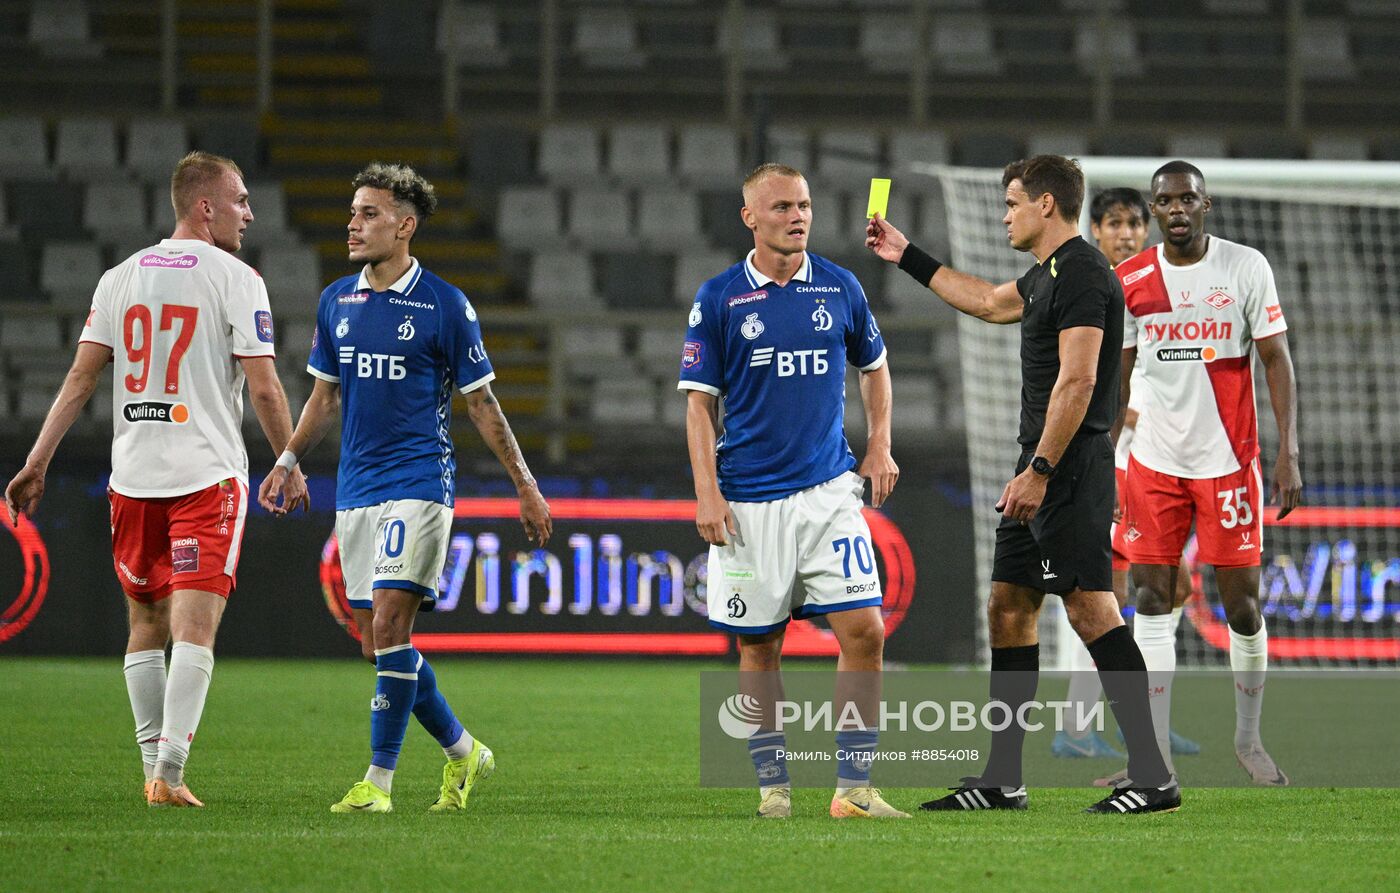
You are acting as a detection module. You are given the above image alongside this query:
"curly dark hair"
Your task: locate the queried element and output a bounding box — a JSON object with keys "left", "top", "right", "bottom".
{"left": 351, "top": 162, "right": 438, "bottom": 221}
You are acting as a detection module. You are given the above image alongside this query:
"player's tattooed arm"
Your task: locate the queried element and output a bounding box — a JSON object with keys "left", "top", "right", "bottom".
{"left": 5, "top": 341, "right": 110, "bottom": 523}
{"left": 857, "top": 363, "right": 899, "bottom": 508}
{"left": 1256, "top": 333, "right": 1302, "bottom": 519}
{"left": 685, "top": 390, "right": 736, "bottom": 546}
{"left": 465, "top": 384, "right": 552, "bottom": 546}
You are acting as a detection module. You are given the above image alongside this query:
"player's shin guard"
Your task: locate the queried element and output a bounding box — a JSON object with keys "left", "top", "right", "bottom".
{"left": 1229, "top": 622, "right": 1268, "bottom": 750}
{"left": 123, "top": 649, "right": 165, "bottom": 779}
{"left": 1088, "top": 626, "right": 1171, "bottom": 788}
{"left": 749, "top": 730, "right": 790, "bottom": 791}
{"left": 1133, "top": 612, "right": 1177, "bottom": 773}
{"left": 370, "top": 644, "right": 418, "bottom": 775}
{"left": 981, "top": 644, "right": 1039, "bottom": 789}
{"left": 835, "top": 729, "right": 878, "bottom": 790}
{"left": 155, "top": 642, "right": 214, "bottom": 785}
{"left": 411, "top": 649, "right": 471, "bottom": 758}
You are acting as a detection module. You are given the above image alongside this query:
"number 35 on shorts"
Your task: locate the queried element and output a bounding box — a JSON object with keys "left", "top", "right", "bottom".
{"left": 1217, "top": 486, "right": 1254, "bottom": 529}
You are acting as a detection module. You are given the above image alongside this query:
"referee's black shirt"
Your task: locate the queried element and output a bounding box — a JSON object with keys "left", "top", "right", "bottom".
{"left": 1013, "top": 235, "right": 1124, "bottom": 450}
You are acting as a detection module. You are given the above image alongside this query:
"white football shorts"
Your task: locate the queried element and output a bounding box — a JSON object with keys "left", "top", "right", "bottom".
{"left": 336, "top": 498, "right": 452, "bottom": 611}
{"left": 707, "top": 471, "right": 883, "bottom": 634}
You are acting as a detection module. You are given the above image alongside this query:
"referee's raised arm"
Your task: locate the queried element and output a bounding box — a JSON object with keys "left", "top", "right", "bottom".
{"left": 865, "top": 212, "right": 1024, "bottom": 324}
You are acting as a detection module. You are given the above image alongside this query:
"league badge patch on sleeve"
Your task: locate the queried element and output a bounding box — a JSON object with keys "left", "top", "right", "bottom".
{"left": 682, "top": 341, "right": 703, "bottom": 369}
{"left": 255, "top": 310, "right": 274, "bottom": 343}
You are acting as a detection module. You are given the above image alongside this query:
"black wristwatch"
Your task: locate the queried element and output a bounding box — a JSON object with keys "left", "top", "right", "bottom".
{"left": 1030, "top": 456, "right": 1056, "bottom": 478}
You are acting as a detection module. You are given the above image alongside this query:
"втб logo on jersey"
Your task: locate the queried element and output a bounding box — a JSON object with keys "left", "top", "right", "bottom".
{"left": 740, "top": 313, "right": 765, "bottom": 340}
{"left": 811, "top": 303, "right": 833, "bottom": 332}
{"left": 124, "top": 402, "right": 189, "bottom": 424}
{"left": 750, "top": 348, "right": 830, "bottom": 377}
{"left": 397, "top": 315, "right": 416, "bottom": 341}
{"left": 339, "top": 345, "right": 407, "bottom": 379}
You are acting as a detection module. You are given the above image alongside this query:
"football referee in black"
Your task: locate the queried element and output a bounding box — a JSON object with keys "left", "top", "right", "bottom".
{"left": 866, "top": 155, "right": 1178, "bottom": 815}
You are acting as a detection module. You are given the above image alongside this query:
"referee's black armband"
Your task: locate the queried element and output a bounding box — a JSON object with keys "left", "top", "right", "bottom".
{"left": 898, "top": 243, "right": 943, "bottom": 287}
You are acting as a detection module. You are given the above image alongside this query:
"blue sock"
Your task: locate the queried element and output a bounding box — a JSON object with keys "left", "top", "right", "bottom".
{"left": 836, "top": 729, "right": 878, "bottom": 788}
{"left": 370, "top": 644, "right": 418, "bottom": 771}
{"left": 748, "top": 730, "right": 789, "bottom": 788}
{"left": 411, "top": 649, "right": 466, "bottom": 752}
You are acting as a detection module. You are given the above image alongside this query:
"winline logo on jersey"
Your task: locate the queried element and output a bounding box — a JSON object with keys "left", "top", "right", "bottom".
{"left": 123, "top": 401, "right": 190, "bottom": 424}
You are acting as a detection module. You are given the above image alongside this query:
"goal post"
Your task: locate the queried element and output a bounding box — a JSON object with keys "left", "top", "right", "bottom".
{"left": 922, "top": 158, "right": 1400, "bottom": 668}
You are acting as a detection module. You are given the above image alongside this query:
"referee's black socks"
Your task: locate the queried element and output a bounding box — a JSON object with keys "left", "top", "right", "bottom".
{"left": 981, "top": 644, "right": 1039, "bottom": 789}
{"left": 1088, "top": 625, "right": 1173, "bottom": 788}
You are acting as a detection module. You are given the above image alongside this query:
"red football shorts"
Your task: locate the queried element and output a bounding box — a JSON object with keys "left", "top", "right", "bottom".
{"left": 1121, "top": 455, "right": 1263, "bottom": 569}
{"left": 108, "top": 478, "right": 248, "bottom": 602}
{"left": 1110, "top": 466, "right": 1129, "bottom": 572}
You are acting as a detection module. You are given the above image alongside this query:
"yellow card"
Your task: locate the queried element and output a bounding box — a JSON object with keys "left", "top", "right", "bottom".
{"left": 866, "top": 178, "right": 891, "bottom": 219}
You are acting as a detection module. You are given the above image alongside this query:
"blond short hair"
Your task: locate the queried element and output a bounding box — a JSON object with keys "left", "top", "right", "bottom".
{"left": 742, "top": 162, "right": 805, "bottom": 203}
{"left": 170, "top": 150, "right": 244, "bottom": 220}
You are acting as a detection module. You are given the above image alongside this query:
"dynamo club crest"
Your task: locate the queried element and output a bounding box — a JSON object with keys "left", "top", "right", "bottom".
{"left": 740, "top": 313, "right": 764, "bottom": 340}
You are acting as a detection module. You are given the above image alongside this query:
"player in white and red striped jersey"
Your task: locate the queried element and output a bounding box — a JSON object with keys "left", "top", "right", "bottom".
{"left": 4, "top": 151, "right": 307, "bottom": 807}
{"left": 1114, "top": 161, "right": 1301, "bottom": 786}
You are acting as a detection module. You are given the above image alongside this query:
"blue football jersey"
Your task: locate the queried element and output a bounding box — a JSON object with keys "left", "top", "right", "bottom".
{"left": 677, "top": 251, "right": 887, "bottom": 502}
{"left": 307, "top": 259, "right": 495, "bottom": 509}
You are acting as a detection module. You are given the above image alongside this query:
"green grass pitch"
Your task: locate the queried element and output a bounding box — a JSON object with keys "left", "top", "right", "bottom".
{"left": 1, "top": 658, "right": 1396, "bottom": 891}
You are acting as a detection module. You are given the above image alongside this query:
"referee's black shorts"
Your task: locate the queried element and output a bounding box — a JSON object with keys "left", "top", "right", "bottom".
{"left": 991, "top": 433, "right": 1115, "bottom": 595}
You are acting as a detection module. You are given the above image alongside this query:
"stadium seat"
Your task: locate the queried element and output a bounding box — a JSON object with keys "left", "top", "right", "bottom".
{"left": 815, "top": 130, "right": 881, "bottom": 187}
{"left": 636, "top": 189, "right": 703, "bottom": 249}
{"left": 0, "top": 241, "right": 37, "bottom": 299}
{"left": 148, "top": 183, "right": 176, "bottom": 234}
{"left": 597, "top": 252, "right": 674, "bottom": 310}
{"left": 673, "top": 250, "right": 738, "bottom": 305}
{"left": 17, "top": 372, "right": 67, "bottom": 421}
{"left": 39, "top": 242, "right": 104, "bottom": 307}
{"left": 497, "top": 186, "right": 564, "bottom": 248}
{"left": 28, "top": 0, "right": 100, "bottom": 59}
{"left": 258, "top": 246, "right": 322, "bottom": 302}
{"left": 931, "top": 16, "right": 1002, "bottom": 76}
{"left": 0, "top": 312, "right": 62, "bottom": 354}
{"left": 957, "top": 133, "right": 1021, "bottom": 168}
{"left": 89, "top": 367, "right": 114, "bottom": 422}
{"left": 0, "top": 117, "right": 50, "bottom": 177}
{"left": 882, "top": 264, "right": 931, "bottom": 313}
{"left": 1308, "top": 136, "right": 1369, "bottom": 161}
{"left": 0, "top": 190, "right": 16, "bottom": 241}
{"left": 1026, "top": 132, "right": 1089, "bottom": 158}
{"left": 763, "top": 127, "right": 811, "bottom": 173}
{"left": 278, "top": 318, "right": 318, "bottom": 358}
{"left": 528, "top": 250, "right": 603, "bottom": 310}
{"left": 893, "top": 374, "right": 940, "bottom": 433}
{"left": 859, "top": 14, "right": 920, "bottom": 74}
{"left": 1165, "top": 134, "right": 1228, "bottom": 159}
{"left": 245, "top": 182, "right": 290, "bottom": 237}
{"left": 717, "top": 8, "right": 787, "bottom": 71}
{"left": 1204, "top": 0, "right": 1269, "bottom": 11}
{"left": 607, "top": 124, "right": 671, "bottom": 182}
{"left": 807, "top": 190, "right": 848, "bottom": 254}
{"left": 560, "top": 324, "right": 625, "bottom": 379}
{"left": 8, "top": 180, "right": 84, "bottom": 241}
{"left": 889, "top": 129, "right": 951, "bottom": 180}
{"left": 589, "top": 375, "right": 659, "bottom": 425}
{"left": 698, "top": 189, "right": 751, "bottom": 253}
{"left": 574, "top": 6, "right": 646, "bottom": 69}
{"left": 125, "top": 119, "right": 189, "bottom": 182}
{"left": 84, "top": 182, "right": 148, "bottom": 241}
{"left": 1093, "top": 133, "right": 1164, "bottom": 157}
{"left": 468, "top": 125, "right": 534, "bottom": 188}
{"left": 567, "top": 188, "right": 632, "bottom": 248}
{"left": 637, "top": 325, "right": 682, "bottom": 378}
{"left": 538, "top": 124, "right": 602, "bottom": 182}
{"left": 1074, "top": 21, "right": 1143, "bottom": 78}
{"left": 677, "top": 124, "right": 741, "bottom": 186}
{"left": 54, "top": 118, "right": 121, "bottom": 178}
{"left": 656, "top": 380, "right": 686, "bottom": 427}
{"left": 437, "top": 2, "right": 509, "bottom": 68}
{"left": 1298, "top": 19, "right": 1356, "bottom": 81}
{"left": 196, "top": 117, "right": 261, "bottom": 172}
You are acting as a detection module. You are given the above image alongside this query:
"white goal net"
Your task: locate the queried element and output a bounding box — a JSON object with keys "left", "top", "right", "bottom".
{"left": 933, "top": 159, "right": 1400, "bottom": 668}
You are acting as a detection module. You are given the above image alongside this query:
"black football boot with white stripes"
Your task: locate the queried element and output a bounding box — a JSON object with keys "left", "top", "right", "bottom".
{"left": 1085, "top": 776, "right": 1182, "bottom": 814}
{"left": 920, "top": 777, "right": 1028, "bottom": 811}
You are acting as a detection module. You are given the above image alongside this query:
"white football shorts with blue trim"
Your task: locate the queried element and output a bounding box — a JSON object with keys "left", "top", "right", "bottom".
{"left": 707, "top": 471, "right": 883, "bottom": 634}
{"left": 336, "top": 498, "right": 452, "bottom": 610}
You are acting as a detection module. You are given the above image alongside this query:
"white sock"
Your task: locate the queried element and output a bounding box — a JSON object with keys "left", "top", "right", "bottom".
{"left": 155, "top": 641, "right": 214, "bottom": 785}
{"left": 1134, "top": 612, "right": 1177, "bottom": 774}
{"left": 365, "top": 765, "right": 394, "bottom": 793}
{"left": 1065, "top": 639, "right": 1103, "bottom": 738}
{"left": 444, "top": 729, "right": 475, "bottom": 761}
{"left": 123, "top": 649, "right": 165, "bottom": 780}
{"left": 1230, "top": 622, "right": 1268, "bottom": 750}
